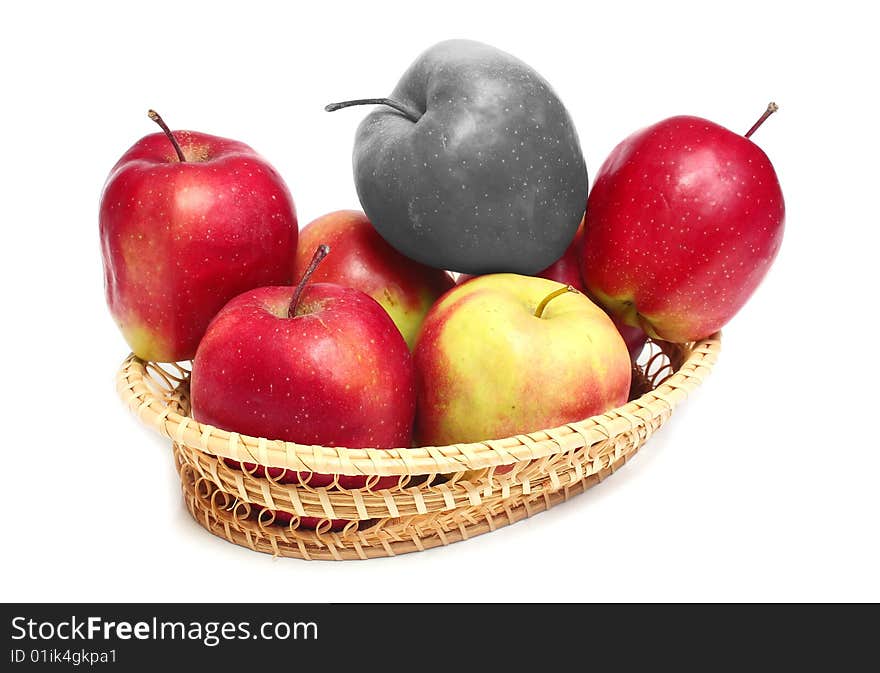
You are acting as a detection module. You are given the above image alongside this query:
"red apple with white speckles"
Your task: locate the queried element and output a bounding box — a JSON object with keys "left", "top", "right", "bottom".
{"left": 190, "top": 247, "right": 416, "bottom": 530}
{"left": 581, "top": 104, "right": 785, "bottom": 342}
{"left": 100, "top": 110, "right": 298, "bottom": 362}
{"left": 414, "top": 273, "right": 631, "bottom": 446}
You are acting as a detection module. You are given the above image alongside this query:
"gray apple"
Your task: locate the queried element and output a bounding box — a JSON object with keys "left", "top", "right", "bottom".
{"left": 327, "top": 39, "right": 588, "bottom": 275}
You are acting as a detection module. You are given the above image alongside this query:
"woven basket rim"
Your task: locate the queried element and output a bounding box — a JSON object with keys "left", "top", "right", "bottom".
{"left": 117, "top": 333, "right": 720, "bottom": 476}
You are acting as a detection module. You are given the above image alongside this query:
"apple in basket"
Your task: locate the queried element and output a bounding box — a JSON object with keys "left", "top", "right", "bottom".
{"left": 293, "top": 210, "right": 455, "bottom": 350}
{"left": 413, "top": 273, "right": 631, "bottom": 448}
{"left": 581, "top": 103, "right": 785, "bottom": 343}
{"left": 325, "top": 39, "right": 588, "bottom": 275}
{"left": 190, "top": 246, "right": 416, "bottom": 531}
{"left": 458, "top": 220, "right": 648, "bottom": 361}
{"left": 99, "top": 110, "right": 298, "bottom": 362}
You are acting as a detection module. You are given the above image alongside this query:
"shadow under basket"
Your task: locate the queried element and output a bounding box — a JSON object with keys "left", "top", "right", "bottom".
{"left": 116, "top": 334, "right": 720, "bottom": 561}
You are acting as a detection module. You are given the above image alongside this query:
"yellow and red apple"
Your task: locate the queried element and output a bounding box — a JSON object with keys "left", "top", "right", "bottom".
{"left": 414, "top": 273, "right": 631, "bottom": 446}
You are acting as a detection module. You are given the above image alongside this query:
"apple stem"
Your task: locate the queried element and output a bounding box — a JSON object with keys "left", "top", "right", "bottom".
{"left": 147, "top": 109, "right": 186, "bottom": 162}
{"left": 534, "top": 285, "right": 578, "bottom": 319}
{"left": 325, "top": 98, "right": 422, "bottom": 124}
{"left": 744, "top": 102, "right": 779, "bottom": 139}
{"left": 289, "top": 244, "right": 331, "bottom": 318}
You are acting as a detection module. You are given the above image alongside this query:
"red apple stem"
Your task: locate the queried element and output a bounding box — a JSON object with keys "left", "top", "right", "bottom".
{"left": 289, "top": 244, "right": 331, "bottom": 318}
{"left": 744, "top": 102, "right": 779, "bottom": 139}
{"left": 534, "top": 285, "right": 578, "bottom": 319}
{"left": 325, "top": 98, "right": 422, "bottom": 124}
{"left": 147, "top": 109, "right": 186, "bottom": 162}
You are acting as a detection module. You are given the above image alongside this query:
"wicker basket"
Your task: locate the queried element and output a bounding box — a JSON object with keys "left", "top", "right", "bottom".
{"left": 116, "top": 334, "right": 719, "bottom": 560}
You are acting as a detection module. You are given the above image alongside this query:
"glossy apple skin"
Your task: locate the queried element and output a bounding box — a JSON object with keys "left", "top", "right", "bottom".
{"left": 351, "top": 39, "right": 588, "bottom": 275}
{"left": 538, "top": 219, "right": 587, "bottom": 290}
{"left": 581, "top": 115, "right": 785, "bottom": 343}
{"left": 611, "top": 317, "right": 649, "bottom": 362}
{"left": 414, "top": 274, "right": 631, "bottom": 446}
{"left": 458, "top": 221, "right": 648, "bottom": 361}
{"left": 190, "top": 283, "right": 415, "bottom": 530}
{"left": 293, "top": 210, "right": 454, "bottom": 349}
{"left": 100, "top": 130, "right": 298, "bottom": 362}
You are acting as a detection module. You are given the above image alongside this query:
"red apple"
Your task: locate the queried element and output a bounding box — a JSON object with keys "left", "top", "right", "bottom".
{"left": 536, "top": 218, "right": 587, "bottom": 290}
{"left": 293, "top": 210, "right": 454, "bottom": 349}
{"left": 100, "top": 110, "right": 298, "bottom": 362}
{"left": 581, "top": 104, "right": 785, "bottom": 343}
{"left": 191, "top": 247, "right": 416, "bottom": 530}
{"left": 611, "top": 317, "right": 650, "bottom": 362}
{"left": 459, "top": 220, "right": 648, "bottom": 361}
{"left": 414, "top": 273, "right": 631, "bottom": 446}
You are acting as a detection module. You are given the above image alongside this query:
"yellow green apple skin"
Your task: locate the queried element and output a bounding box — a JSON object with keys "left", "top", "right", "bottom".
{"left": 413, "top": 274, "right": 631, "bottom": 446}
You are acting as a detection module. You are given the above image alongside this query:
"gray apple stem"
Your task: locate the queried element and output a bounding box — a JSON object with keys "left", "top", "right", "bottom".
{"left": 289, "top": 244, "right": 331, "bottom": 318}
{"left": 325, "top": 98, "right": 422, "bottom": 124}
{"left": 147, "top": 110, "right": 186, "bottom": 162}
{"left": 745, "top": 102, "right": 779, "bottom": 139}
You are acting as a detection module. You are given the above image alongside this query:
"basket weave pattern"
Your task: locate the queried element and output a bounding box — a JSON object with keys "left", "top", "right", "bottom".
{"left": 117, "top": 334, "right": 720, "bottom": 560}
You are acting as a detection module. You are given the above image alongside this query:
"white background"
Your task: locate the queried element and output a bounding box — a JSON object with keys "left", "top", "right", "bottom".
{"left": 2, "top": 0, "right": 877, "bottom": 603}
